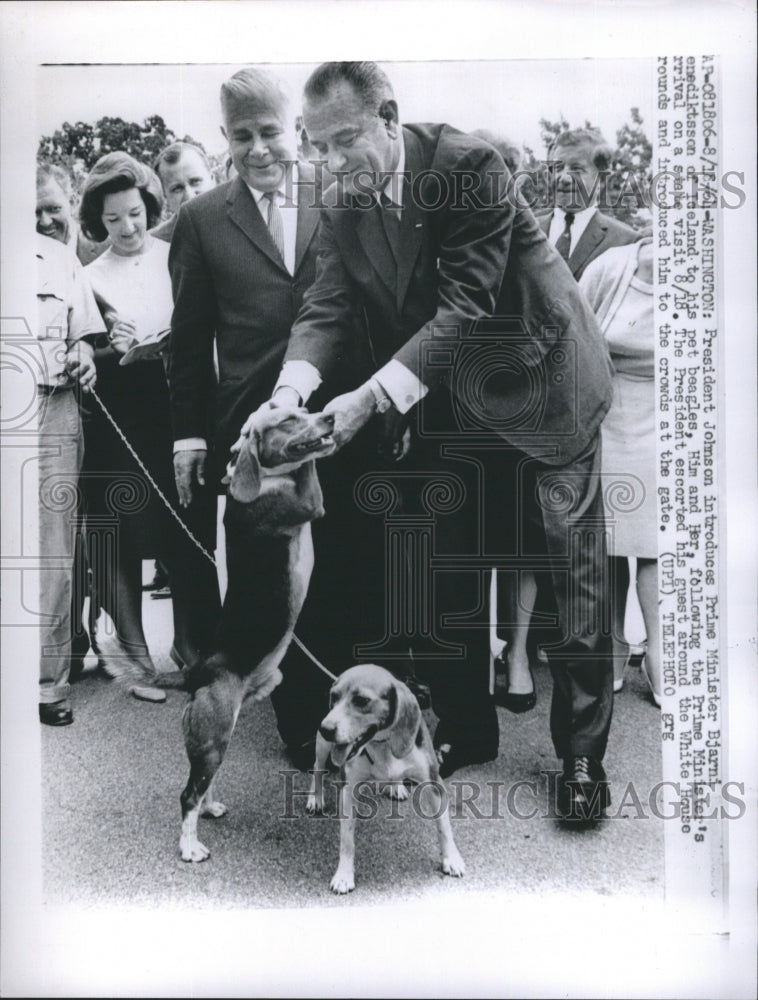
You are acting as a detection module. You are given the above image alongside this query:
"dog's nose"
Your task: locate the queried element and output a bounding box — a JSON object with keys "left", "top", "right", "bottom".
{"left": 319, "top": 722, "right": 336, "bottom": 741}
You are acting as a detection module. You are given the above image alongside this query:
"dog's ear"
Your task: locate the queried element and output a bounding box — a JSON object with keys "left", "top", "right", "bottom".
{"left": 294, "top": 461, "right": 325, "bottom": 520}
{"left": 388, "top": 680, "right": 421, "bottom": 759}
{"left": 229, "top": 434, "right": 262, "bottom": 503}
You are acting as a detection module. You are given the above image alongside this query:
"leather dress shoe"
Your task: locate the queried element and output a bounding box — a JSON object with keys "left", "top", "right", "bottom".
{"left": 285, "top": 739, "right": 317, "bottom": 772}
{"left": 557, "top": 756, "right": 610, "bottom": 821}
{"left": 39, "top": 703, "right": 73, "bottom": 727}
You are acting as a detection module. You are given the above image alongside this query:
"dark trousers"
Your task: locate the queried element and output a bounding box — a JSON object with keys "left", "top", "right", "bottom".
{"left": 491, "top": 435, "right": 614, "bottom": 760}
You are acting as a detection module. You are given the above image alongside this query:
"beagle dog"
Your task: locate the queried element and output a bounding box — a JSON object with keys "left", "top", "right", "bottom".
{"left": 158, "top": 402, "right": 335, "bottom": 863}
{"left": 308, "top": 664, "right": 465, "bottom": 894}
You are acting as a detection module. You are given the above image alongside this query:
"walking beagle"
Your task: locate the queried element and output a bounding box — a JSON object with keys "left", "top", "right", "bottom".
{"left": 308, "top": 664, "right": 465, "bottom": 893}
{"left": 158, "top": 402, "right": 335, "bottom": 863}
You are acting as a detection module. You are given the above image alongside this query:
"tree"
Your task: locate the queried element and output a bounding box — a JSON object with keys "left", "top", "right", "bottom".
{"left": 38, "top": 115, "right": 205, "bottom": 196}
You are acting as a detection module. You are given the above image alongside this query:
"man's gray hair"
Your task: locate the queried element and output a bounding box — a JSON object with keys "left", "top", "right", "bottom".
{"left": 220, "top": 67, "right": 291, "bottom": 124}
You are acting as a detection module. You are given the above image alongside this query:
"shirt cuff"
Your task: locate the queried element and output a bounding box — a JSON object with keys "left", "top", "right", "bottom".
{"left": 173, "top": 438, "right": 207, "bottom": 453}
{"left": 274, "top": 360, "right": 323, "bottom": 405}
{"left": 374, "top": 359, "right": 428, "bottom": 415}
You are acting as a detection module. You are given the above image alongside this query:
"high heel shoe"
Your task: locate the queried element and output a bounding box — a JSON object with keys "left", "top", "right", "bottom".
{"left": 494, "top": 652, "right": 536, "bottom": 714}
{"left": 613, "top": 649, "right": 632, "bottom": 693}
{"left": 639, "top": 654, "right": 661, "bottom": 708}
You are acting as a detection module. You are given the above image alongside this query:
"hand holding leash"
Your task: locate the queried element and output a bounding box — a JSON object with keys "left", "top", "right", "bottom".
{"left": 65, "top": 342, "right": 97, "bottom": 393}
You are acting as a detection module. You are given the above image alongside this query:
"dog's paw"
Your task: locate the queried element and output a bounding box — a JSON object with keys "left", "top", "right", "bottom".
{"left": 306, "top": 793, "right": 324, "bottom": 815}
{"left": 248, "top": 667, "right": 284, "bottom": 702}
{"left": 201, "top": 800, "right": 227, "bottom": 818}
{"left": 383, "top": 782, "right": 409, "bottom": 801}
{"left": 441, "top": 849, "right": 466, "bottom": 878}
{"left": 180, "top": 835, "right": 210, "bottom": 863}
{"left": 330, "top": 866, "right": 355, "bottom": 894}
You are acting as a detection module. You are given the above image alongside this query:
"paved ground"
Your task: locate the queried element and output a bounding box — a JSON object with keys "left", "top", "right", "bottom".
{"left": 41, "top": 571, "right": 664, "bottom": 913}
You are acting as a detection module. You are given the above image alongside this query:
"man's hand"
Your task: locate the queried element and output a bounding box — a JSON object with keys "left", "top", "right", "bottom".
{"left": 109, "top": 318, "right": 138, "bottom": 355}
{"left": 322, "top": 384, "right": 376, "bottom": 451}
{"left": 174, "top": 449, "right": 207, "bottom": 507}
{"left": 65, "top": 342, "right": 97, "bottom": 393}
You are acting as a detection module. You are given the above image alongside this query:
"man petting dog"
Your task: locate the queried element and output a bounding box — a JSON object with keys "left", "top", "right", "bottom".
{"left": 273, "top": 61, "right": 616, "bottom": 820}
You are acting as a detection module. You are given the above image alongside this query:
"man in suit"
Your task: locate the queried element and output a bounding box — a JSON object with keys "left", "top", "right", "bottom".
{"left": 540, "top": 128, "right": 638, "bottom": 280}
{"left": 152, "top": 142, "right": 216, "bottom": 244}
{"left": 273, "top": 62, "right": 616, "bottom": 819}
{"left": 168, "top": 67, "right": 355, "bottom": 767}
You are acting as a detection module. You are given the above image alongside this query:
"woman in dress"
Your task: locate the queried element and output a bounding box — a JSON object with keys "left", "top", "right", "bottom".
{"left": 579, "top": 235, "right": 660, "bottom": 706}
{"left": 79, "top": 152, "right": 220, "bottom": 696}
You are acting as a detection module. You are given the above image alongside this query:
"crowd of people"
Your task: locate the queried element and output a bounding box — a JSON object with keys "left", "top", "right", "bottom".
{"left": 35, "top": 61, "right": 660, "bottom": 822}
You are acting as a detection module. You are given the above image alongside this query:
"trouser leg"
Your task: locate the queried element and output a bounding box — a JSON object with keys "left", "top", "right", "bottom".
{"left": 530, "top": 436, "right": 613, "bottom": 760}
{"left": 38, "top": 390, "right": 82, "bottom": 705}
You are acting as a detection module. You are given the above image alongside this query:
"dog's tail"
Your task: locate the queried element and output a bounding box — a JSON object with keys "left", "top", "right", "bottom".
{"left": 155, "top": 662, "right": 220, "bottom": 693}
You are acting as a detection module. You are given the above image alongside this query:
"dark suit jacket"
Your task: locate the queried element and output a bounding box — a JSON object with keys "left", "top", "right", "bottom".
{"left": 168, "top": 164, "right": 330, "bottom": 483}
{"left": 537, "top": 208, "right": 638, "bottom": 280}
{"left": 284, "top": 123, "right": 613, "bottom": 466}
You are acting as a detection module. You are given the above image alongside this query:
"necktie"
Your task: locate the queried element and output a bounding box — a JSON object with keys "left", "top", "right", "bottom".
{"left": 379, "top": 191, "right": 400, "bottom": 258}
{"left": 263, "top": 191, "right": 285, "bottom": 261}
{"left": 555, "top": 211, "right": 575, "bottom": 261}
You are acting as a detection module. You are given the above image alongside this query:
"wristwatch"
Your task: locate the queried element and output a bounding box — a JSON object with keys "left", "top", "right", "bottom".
{"left": 367, "top": 377, "right": 393, "bottom": 414}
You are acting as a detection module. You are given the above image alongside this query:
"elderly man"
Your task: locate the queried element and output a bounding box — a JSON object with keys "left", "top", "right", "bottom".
{"left": 541, "top": 127, "right": 638, "bottom": 280}
{"left": 152, "top": 141, "right": 216, "bottom": 243}
{"left": 273, "top": 62, "right": 616, "bottom": 819}
{"left": 36, "top": 233, "right": 103, "bottom": 725}
{"left": 36, "top": 163, "right": 104, "bottom": 265}
{"left": 168, "top": 67, "right": 356, "bottom": 768}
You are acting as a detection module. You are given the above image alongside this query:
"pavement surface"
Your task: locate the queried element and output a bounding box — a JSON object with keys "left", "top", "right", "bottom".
{"left": 41, "top": 569, "right": 664, "bottom": 913}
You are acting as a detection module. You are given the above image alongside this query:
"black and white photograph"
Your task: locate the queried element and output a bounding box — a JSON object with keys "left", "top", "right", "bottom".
{"left": 1, "top": 2, "right": 756, "bottom": 997}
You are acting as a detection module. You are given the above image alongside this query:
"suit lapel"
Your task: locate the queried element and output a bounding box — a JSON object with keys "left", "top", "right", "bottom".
{"left": 394, "top": 128, "right": 426, "bottom": 311}
{"left": 569, "top": 210, "right": 606, "bottom": 277}
{"left": 294, "top": 163, "right": 319, "bottom": 274}
{"left": 226, "top": 176, "right": 288, "bottom": 273}
{"left": 538, "top": 213, "right": 551, "bottom": 235}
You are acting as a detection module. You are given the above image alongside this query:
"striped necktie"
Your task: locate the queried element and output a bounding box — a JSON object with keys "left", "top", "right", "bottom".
{"left": 263, "top": 191, "right": 285, "bottom": 261}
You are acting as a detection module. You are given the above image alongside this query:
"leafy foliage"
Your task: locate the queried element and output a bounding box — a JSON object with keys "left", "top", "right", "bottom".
{"left": 38, "top": 115, "right": 204, "bottom": 197}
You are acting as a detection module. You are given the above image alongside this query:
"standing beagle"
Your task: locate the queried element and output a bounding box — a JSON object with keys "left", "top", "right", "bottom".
{"left": 308, "top": 664, "right": 465, "bottom": 893}
{"left": 158, "top": 402, "right": 335, "bottom": 863}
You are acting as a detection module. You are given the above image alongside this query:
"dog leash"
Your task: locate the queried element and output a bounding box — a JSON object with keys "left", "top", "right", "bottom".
{"left": 88, "top": 386, "right": 338, "bottom": 683}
